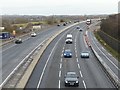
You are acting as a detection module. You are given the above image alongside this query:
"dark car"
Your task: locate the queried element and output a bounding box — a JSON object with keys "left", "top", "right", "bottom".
{"left": 63, "top": 23, "right": 66, "bottom": 26}
{"left": 76, "top": 26, "right": 80, "bottom": 29}
{"left": 63, "top": 50, "right": 72, "bottom": 58}
{"left": 57, "top": 24, "right": 60, "bottom": 26}
{"left": 15, "top": 38, "right": 22, "bottom": 44}
{"left": 65, "top": 39, "right": 73, "bottom": 44}
{"left": 81, "top": 52, "right": 89, "bottom": 58}
{"left": 64, "top": 72, "right": 79, "bottom": 87}
{"left": 79, "top": 28, "right": 83, "bottom": 31}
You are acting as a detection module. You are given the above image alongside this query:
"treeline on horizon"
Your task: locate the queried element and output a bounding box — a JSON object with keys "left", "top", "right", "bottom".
{"left": 100, "top": 14, "right": 119, "bottom": 41}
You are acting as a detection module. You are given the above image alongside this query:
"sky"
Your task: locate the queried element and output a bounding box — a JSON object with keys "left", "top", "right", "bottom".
{"left": 0, "top": 0, "right": 119, "bottom": 15}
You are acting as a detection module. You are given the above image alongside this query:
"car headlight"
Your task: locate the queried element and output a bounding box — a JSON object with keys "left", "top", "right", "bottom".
{"left": 70, "top": 53, "right": 72, "bottom": 55}
{"left": 65, "top": 81, "right": 68, "bottom": 83}
{"left": 64, "top": 54, "right": 66, "bottom": 55}
{"left": 76, "top": 81, "right": 78, "bottom": 83}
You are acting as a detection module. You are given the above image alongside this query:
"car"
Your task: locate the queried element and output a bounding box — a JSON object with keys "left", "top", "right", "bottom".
{"left": 65, "top": 39, "right": 73, "bottom": 44}
{"left": 63, "top": 23, "right": 66, "bottom": 26}
{"left": 69, "top": 21, "right": 72, "bottom": 23}
{"left": 66, "top": 34, "right": 72, "bottom": 39}
{"left": 31, "top": 32, "right": 37, "bottom": 37}
{"left": 57, "top": 24, "right": 60, "bottom": 26}
{"left": 15, "top": 38, "right": 22, "bottom": 44}
{"left": 63, "top": 50, "right": 72, "bottom": 58}
{"left": 81, "top": 52, "right": 89, "bottom": 58}
{"left": 76, "top": 26, "right": 80, "bottom": 29}
{"left": 79, "top": 28, "right": 83, "bottom": 31}
{"left": 64, "top": 72, "right": 79, "bottom": 87}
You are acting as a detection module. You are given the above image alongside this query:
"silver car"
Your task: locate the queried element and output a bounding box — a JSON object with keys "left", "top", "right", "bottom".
{"left": 64, "top": 72, "right": 79, "bottom": 87}
{"left": 81, "top": 52, "right": 89, "bottom": 58}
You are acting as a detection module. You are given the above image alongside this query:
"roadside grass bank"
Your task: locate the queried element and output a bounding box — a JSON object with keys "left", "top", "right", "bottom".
{"left": 94, "top": 31, "right": 120, "bottom": 62}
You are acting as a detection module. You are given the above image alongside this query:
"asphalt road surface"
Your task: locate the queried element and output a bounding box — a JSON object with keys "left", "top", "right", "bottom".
{"left": 1, "top": 23, "right": 74, "bottom": 85}
{"left": 26, "top": 22, "right": 116, "bottom": 88}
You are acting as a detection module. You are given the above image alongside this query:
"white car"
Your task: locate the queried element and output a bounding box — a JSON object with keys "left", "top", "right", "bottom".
{"left": 65, "top": 39, "right": 73, "bottom": 44}
{"left": 66, "top": 34, "right": 72, "bottom": 39}
{"left": 81, "top": 52, "right": 90, "bottom": 58}
{"left": 31, "top": 32, "right": 37, "bottom": 37}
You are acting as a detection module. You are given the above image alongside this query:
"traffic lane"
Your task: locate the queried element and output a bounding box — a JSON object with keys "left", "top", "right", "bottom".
{"left": 2, "top": 27, "right": 59, "bottom": 69}
{"left": 88, "top": 31, "right": 119, "bottom": 77}
{"left": 76, "top": 28, "right": 115, "bottom": 88}
{"left": 2, "top": 25, "right": 66, "bottom": 52}
{"left": 38, "top": 26, "right": 79, "bottom": 88}
{"left": 60, "top": 30, "right": 85, "bottom": 88}
{"left": 25, "top": 25, "right": 77, "bottom": 88}
{"left": 1, "top": 25, "right": 66, "bottom": 83}
{"left": 60, "top": 24, "right": 88, "bottom": 88}
{"left": 39, "top": 28, "right": 84, "bottom": 88}
{"left": 1, "top": 34, "right": 49, "bottom": 82}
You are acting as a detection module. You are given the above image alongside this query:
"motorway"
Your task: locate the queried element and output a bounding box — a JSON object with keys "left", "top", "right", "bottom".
{"left": 0, "top": 23, "right": 73, "bottom": 86}
{"left": 26, "top": 22, "right": 116, "bottom": 88}
{"left": 88, "top": 25, "right": 119, "bottom": 78}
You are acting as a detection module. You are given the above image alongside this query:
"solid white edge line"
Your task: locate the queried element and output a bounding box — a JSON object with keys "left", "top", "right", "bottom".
{"left": 92, "top": 37, "right": 120, "bottom": 71}
{"left": 83, "top": 36, "right": 88, "bottom": 48}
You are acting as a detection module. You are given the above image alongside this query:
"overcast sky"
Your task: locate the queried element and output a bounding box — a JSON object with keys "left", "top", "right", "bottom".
{"left": 0, "top": 0, "right": 119, "bottom": 15}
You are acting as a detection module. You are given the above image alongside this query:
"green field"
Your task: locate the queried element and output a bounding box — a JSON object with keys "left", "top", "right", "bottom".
{"left": 13, "top": 21, "right": 48, "bottom": 27}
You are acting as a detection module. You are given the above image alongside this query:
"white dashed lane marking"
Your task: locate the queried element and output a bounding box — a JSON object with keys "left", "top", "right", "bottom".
{"left": 58, "top": 80, "right": 60, "bottom": 88}
{"left": 60, "top": 58, "right": 62, "bottom": 62}
{"left": 83, "top": 80, "right": 87, "bottom": 89}
{"left": 76, "top": 58, "right": 79, "bottom": 62}
{"left": 77, "top": 64, "right": 80, "bottom": 69}
{"left": 79, "top": 71, "right": 83, "bottom": 77}
{"left": 59, "top": 71, "right": 61, "bottom": 78}
{"left": 59, "top": 63, "right": 62, "bottom": 69}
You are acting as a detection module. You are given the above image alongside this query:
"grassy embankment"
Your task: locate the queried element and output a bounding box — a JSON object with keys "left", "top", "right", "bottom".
{"left": 94, "top": 31, "right": 120, "bottom": 62}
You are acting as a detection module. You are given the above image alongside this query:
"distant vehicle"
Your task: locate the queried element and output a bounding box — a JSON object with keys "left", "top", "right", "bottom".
{"left": 81, "top": 52, "right": 89, "bottom": 58}
{"left": 79, "top": 28, "right": 83, "bottom": 31}
{"left": 65, "top": 39, "right": 73, "bottom": 44}
{"left": 69, "top": 21, "right": 72, "bottom": 23}
{"left": 0, "top": 32, "right": 10, "bottom": 39}
{"left": 57, "top": 24, "right": 60, "bottom": 26}
{"left": 66, "top": 34, "right": 72, "bottom": 39}
{"left": 74, "top": 20, "right": 79, "bottom": 23}
{"left": 63, "top": 49, "right": 72, "bottom": 58}
{"left": 86, "top": 19, "right": 91, "bottom": 25}
{"left": 76, "top": 26, "right": 80, "bottom": 29}
{"left": 15, "top": 38, "right": 22, "bottom": 44}
{"left": 31, "top": 32, "right": 37, "bottom": 37}
{"left": 64, "top": 72, "right": 79, "bottom": 87}
{"left": 63, "top": 23, "right": 66, "bottom": 26}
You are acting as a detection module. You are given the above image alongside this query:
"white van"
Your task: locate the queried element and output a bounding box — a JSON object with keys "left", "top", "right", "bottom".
{"left": 66, "top": 34, "right": 72, "bottom": 39}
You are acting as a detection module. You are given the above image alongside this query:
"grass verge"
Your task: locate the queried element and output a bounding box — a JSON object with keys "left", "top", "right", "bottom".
{"left": 94, "top": 31, "right": 120, "bottom": 62}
